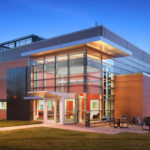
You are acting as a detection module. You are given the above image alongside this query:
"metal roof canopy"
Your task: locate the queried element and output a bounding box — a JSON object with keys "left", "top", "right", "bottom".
{"left": 24, "top": 91, "right": 77, "bottom": 100}
{"left": 24, "top": 96, "right": 45, "bottom": 100}
{"left": 21, "top": 36, "right": 132, "bottom": 58}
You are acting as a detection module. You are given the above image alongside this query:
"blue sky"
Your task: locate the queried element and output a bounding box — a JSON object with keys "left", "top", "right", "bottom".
{"left": 0, "top": 0, "right": 150, "bottom": 53}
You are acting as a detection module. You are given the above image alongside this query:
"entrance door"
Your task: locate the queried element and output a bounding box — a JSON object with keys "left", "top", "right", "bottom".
{"left": 47, "top": 100, "right": 54, "bottom": 121}
{"left": 90, "top": 100, "right": 99, "bottom": 120}
{"left": 45, "top": 99, "right": 60, "bottom": 123}
{"left": 34, "top": 100, "right": 44, "bottom": 121}
{"left": 65, "top": 99, "right": 76, "bottom": 124}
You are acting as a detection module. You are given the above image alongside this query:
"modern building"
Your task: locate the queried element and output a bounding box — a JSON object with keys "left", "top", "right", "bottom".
{"left": 0, "top": 26, "right": 150, "bottom": 124}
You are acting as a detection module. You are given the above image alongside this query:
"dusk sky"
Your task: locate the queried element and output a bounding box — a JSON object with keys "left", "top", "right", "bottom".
{"left": 0, "top": 0, "right": 150, "bottom": 53}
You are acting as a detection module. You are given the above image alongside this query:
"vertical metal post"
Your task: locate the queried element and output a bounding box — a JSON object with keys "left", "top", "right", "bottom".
{"left": 67, "top": 53, "right": 70, "bottom": 93}
{"left": 83, "top": 50, "right": 87, "bottom": 122}
{"left": 43, "top": 58, "right": 45, "bottom": 91}
{"left": 55, "top": 55, "right": 57, "bottom": 92}
{"left": 84, "top": 50, "right": 87, "bottom": 93}
{"left": 100, "top": 54, "right": 104, "bottom": 120}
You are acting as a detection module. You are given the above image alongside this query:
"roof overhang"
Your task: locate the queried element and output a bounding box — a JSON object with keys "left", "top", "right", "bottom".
{"left": 24, "top": 96, "right": 45, "bottom": 100}
{"left": 21, "top": 36, "right": 132, "bottom": 58}
{"left": 24, "top": 91, "right": 77, "bottom": 100}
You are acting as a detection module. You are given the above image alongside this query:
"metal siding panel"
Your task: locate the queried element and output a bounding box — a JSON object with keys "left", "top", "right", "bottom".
{"left": 7, "top": 67, "right": 33, "bottom": 120}
{"left": 0, "top": 25, "right": 150, "bottom": 66}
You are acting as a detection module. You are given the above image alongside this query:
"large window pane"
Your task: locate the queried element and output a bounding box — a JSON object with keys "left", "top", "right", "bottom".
{"left": 56, "top": 68, "right": 68, "bottom": 93}
{"left": 47, "top": 100, "right": 54, "bottom": 120}
{"left": 70, "top": 66, "right": 84, "bottom": 93}
{"left": 0, "top": 102, "right": 7, "bottom": 110}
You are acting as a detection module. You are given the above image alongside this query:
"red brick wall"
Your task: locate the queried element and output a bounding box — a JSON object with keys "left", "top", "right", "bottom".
{"left": 115, "top": 73, "right": 143, "bottom": 119}
{"left": 0, "top": 110, "right": 6, "bottom": 120}
{"left": 0, "top": 58, "right": 28, "bottom": 99}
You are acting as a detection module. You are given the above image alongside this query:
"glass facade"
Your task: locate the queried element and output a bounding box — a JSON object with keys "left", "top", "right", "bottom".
{"left": 30, "top": 45, "right": 150, "bottom": 123}
{"left": 30, "top": 49, "right": 115, "bottom": 121}
{"left": 30, "top": 51, "right": 84, "bottom": 93}
{"left": 114, "top": 56, "right": 150, "bottom": 75}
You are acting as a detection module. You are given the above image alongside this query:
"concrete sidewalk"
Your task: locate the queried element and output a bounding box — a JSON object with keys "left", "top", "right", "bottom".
{"left": 0, "top": 123, "right": 149, "bottom": 134}
{"left": 0, "top": 124, "right": 44, "bottom": 131}
{"left": 44, "top": 124, "right": 149, "bottom": 134}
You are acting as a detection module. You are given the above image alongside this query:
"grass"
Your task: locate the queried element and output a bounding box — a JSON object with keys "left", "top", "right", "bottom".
{"left": 0, "top": 120, "right": 42, "bottom": 127}
{"left": 0, "top": 127, "right": 150, "bottom": 150}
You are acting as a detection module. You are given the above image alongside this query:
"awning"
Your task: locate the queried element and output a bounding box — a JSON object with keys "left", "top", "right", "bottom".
{"left": 24, "top": 96, "right": 45, "bottom": 100}
{"left": 24, "top": 91, "right": 77, "bottom": 100}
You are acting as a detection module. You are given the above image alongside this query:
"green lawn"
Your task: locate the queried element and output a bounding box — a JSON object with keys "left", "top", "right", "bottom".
{"left": 0, "top": 120, "right": 42, "bottom": 127}
{"left": 0, "top": 127, "right": 150, "bottom": 150}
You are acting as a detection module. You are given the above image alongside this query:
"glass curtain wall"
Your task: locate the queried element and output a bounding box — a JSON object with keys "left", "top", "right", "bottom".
{"left": 30, "top": 51, "right": 85, "bottom": 123}
{"left": 30, "top": 49, "right": 115, "bottom": 122}
{"left": 30, "top": 51, "right": 85, "bottom": 92}
{"left": 102, "top": 58, "right": 114, "bottom": 120}
{"left": 87, "top": 51, "right": 102, "bottom": 121}
{"left": 86, "top": 49, "right": 114, "bottom": 121}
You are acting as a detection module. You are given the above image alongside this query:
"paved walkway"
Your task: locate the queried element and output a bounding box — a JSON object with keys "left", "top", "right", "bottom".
{"left": 0, "top": 124, "right": 44, "bottom": 131}
{"left": 44, "top": 124, "right": 149, "bottom": 134}
{"left": 0, "top": 123, "right": 149, "bottom": 134}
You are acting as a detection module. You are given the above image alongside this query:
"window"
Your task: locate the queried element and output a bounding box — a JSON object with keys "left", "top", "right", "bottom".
{"left": 0, "top": 102, "right": 7, "bottom": 110}
{"left": 70, "top": 52, "right": 83, "bottom": 59}
{"left": 39, "top": 100, "right": 44, "bottom": 110}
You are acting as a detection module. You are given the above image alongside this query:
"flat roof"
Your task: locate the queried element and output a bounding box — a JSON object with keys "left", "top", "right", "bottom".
{"left": 1, "top": 25, "right": 150, "bottom": 64}
{"left": 21, "top": 35, "right": 132, "bottom": 58}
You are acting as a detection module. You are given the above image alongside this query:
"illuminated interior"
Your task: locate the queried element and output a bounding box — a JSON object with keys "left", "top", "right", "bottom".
{"left": 30, "top": 40, "right": 129, "bottom": 123}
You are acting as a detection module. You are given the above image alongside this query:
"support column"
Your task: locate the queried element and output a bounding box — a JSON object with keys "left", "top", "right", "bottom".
{"left": 84, "top": 93, "right": 87, "bottom": 115}
{"left": 84, "top": 50, "right": 87, "bottom": 93}
{"left": 100, "top": 54, "right": 104, "bottom": 120}
{"left": 60, "top": 95, "right": 65, "bottom": 125}
{"left": 75, "top": 94, "right": 79, "bottom": 124}
{"left": 83, "top": 50, "right": 88, "bottom": 123}
{"left": 54, "top": 100, "right": 57, "bottom": 123}
{"left": 43, "top": 98, "right": 47, "bottom": 124}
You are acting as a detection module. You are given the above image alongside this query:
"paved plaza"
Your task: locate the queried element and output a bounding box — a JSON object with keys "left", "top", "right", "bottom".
{"left": 0, "top": 123, "right": 149, "bottom": 134}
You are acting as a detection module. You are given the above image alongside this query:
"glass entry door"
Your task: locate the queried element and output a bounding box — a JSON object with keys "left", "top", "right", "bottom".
{"left": 47, "top": 99, "right": 60, "bottom": 123}
{"left": 34, "top": 100, "right": 44, "bottom": 120}
{"left": 90, "top": 100, "right": 99, "bottom": 120}
{"left": 65, "top": 99, "right": 76, "bottom": 124}
{"left": 47, "top": 100, "right": 54, "bottom": 120}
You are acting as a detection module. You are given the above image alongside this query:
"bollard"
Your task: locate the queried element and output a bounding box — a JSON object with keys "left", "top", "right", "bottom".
{"left": 85, "top": 111, "right": 90, "bottom": 127}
